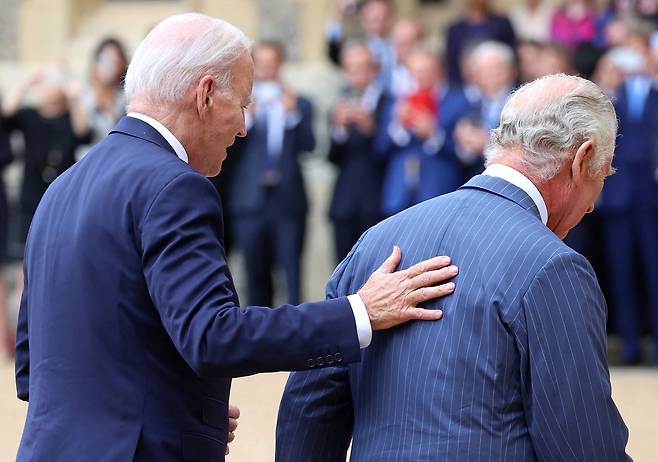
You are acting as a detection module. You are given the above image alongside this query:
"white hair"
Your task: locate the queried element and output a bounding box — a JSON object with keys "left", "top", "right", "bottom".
{"left": 468, "top": 40, "right": 515, "bottom": 66}
{"left": 485, "top": 74, "right": 618, "bottom": 181}
{"left": 125, "top": 13, "right": 251, "bottom": 107}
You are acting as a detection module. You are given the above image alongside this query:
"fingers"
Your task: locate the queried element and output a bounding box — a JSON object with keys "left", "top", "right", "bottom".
{"left": 228, "top": 404, "right": 240, "bottom": 419}
{"left": 408, "top": 282, "right": 456, "bottom": 305}
{"left": 228, "top": 431, "right": 236, "bottom": 443}
{"left": 377, "top": 245, "right": 401, "bottom": 274}
{"left": 404, "top": 307, "right": 443, "bottom": 321}
{"left": 405, "top": 255, "right": 451, "bottom": 279}
{"left": 408, "top": 265, "right": 458, "bottom": 290}
{"left": 229, "top": 417, "right": 238, "bottom": 432}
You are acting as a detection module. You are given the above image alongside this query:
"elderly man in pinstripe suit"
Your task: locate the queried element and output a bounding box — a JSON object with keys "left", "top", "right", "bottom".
{"left": 276, "top": 74, "right": 631, "bottom": 461}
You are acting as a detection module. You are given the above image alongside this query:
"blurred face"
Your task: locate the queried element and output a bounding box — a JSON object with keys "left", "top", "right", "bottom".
{"left": 538, "top": 47, "right": 571, "bottom": 75}
{"left": 407, "top": 53, "right": 440, "bottom": 90}
{"left": 343, "top": 47, "right": 377, "bottom": 90}
{"left": 37, "top": 82, "right": 68, "bottom": 116}
{"left": 518, "top": 42, "right": 543, "bottom": 82}
{"left": 392, "top": 20, "right": 422, "bottom": 64}
{"left": 360, "top": 1, "right": 392, "bottom": 37}
{"left": 253, "top": 45, "right": 282, "bottom": 82}
{"left": 197, "top": 52, "right": 253, "bottom": 176}
{"left": 472, "top": 52, "right": 516, "bottom": 96}
{"left": 95, "top": 44, "right": 126, "bottom": 85}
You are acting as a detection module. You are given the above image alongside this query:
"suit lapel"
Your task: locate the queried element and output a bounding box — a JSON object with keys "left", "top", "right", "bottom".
{"left": 459, "top": 174, "right": 542, "bottom": 222}
{"left": 109, "top": 116, "right": 178, "bottom": 156}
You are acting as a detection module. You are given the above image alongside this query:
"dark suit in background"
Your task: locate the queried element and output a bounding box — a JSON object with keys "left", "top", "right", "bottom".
{"left": 444, "top": 14, "right": 516, "bottom": 86}
{"left": 4, "top": 108, "right": 90, "bottom": 243}
{"left": 277, "top": 175, "right": 629, "bottom": 461}
{"left": 328, "top": 87, "right": 387, "bottom": 262}
{"left": 15, "top": 116, "right": 362, "bottom": 462}
{"left": 598, "top": 79, "right": 658, "bottom": 363}
{"left": 227, "top": 96, "right": 315, "bottom": 306}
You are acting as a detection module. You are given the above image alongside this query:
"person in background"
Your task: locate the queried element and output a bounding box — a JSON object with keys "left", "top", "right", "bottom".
{"left": 595, "top": 0, "right": 637, "bottom": 48}
{"left": 517, "top": 40, "right": 545, "bottom": 83}
{"left": 444, "top": 0, "right": 516, "bottom": 85}
{"left": 0, "top": 106, "right": 13, "bottom": 359}
{"left": 389, "top": 18, "right": 424, "bottom": 98}
{"left": 551, "top": 0, "right": 598, "bottom": 50}
{"left": 597, "top": 25, "right": 658, "bottom": 365}
{"left": 328, "top": 44, "right": 387, "bottom": 263}
{"left": 77, "top": 37, "right": 128, "bottom": 159}
{"left": 537, "top": 42, "right": 575, "bottom": 76}
{"left": 453, "top": 41, "right": 517, "bottom": 181}
{"left": 326, "top": 0, "right": 395, "bottom": 89}
{"left": 375, "top": 49, "right": 461, "bottom": 217}
{"left": 509, "top": 0, "right": 555, "bottom": 42}
{"left": 1, "top": 64, "right": 90, "bottom": 249}
{"left": 277, "top": 74, "right": 630, "bottom": 462}
{"left": 227, "top": 41, "right": 314, "bottom": 307}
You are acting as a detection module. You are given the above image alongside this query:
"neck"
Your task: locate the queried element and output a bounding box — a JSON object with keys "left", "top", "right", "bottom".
{"left": 493, "top": 155, "right": 572, "bottom": 235}
{"left": 129, "top": 99, "right": 197, "bottom": 162}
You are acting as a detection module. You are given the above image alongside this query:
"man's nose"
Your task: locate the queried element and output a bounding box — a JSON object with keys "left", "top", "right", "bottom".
{"left": 237, "top": 122, "right": 247, "bottom": 138}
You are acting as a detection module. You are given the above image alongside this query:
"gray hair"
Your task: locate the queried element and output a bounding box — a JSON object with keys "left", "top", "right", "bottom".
{"left": 125, "top": 13, "right": 251, "bottom": 106}
{"left": 485, "top": 74, "right": 618, "bottom": 181}
{"left": 468, "top": 40, "right": 515, "bottom": 66}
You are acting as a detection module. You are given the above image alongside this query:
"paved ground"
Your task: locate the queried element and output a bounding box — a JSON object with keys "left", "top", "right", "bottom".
{"left": 1, "top": 362, "right": 657, "bottom": 461}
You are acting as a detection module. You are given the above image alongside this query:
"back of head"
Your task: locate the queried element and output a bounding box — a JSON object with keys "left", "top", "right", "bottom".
{"left": 124, "top": 13, "right": 251, "bottom": 108}
{"left": 485, "top": 74, "right": 617, "bottom": 181}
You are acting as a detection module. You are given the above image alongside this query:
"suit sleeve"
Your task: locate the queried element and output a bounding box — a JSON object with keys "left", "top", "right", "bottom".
{"left": 275, "top": 240, "right": 365, "bottom": 461}
{"left": 140, "top": 172, "right": 361, "bottom": 378}
{"left": 516, "top": 252, "right": 631, "bottom": 461}
{"left": 15, "top": 266, "right": 29, "bottom": 401}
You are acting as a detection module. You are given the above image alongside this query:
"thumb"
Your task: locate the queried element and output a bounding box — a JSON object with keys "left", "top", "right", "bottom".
{"left": 378, "top": 245, "right": 401, "bottom": 274}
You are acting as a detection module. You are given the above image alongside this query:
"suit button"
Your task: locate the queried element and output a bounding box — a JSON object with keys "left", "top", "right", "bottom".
{"left": 334, "top": 353, "right": 343, "bottom": 363}
{"left": 316, "top": 356, "right": 325, "bottom": 366}
{"left": 307, "top": 358, "right": 315, "bottom": 368}
{"left": 325, "top": 355, "right": 334, "bottom": 365}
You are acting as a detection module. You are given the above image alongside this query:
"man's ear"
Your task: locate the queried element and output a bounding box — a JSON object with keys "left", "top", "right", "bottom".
{"left": 571, "top": 139, "right": 594, "bottom": 182}
{"left": 195, "top": 75, "right": 215, "bottom": 118}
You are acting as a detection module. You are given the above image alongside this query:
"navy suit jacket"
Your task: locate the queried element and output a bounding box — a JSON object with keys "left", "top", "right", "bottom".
{"left": 15, "top": 116, "right": 360, "bottom": 462}
{"left": 277, "top": 175, "right": 630, "bottom": 461}
{"left": 598, "top": 84, "right": 658, "bottom": 212}
{"left": 227, "top": 96, "right": 315, "bottom": 217}
{"left": 328, "top": 92, "right": 388, "bottom": 221}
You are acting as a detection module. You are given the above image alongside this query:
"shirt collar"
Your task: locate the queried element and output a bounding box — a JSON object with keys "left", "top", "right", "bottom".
{"left": 483, "top": 164, "right": 549, "bottom": 225}
{"left": 127, "top": 112, "right": 188, "bottom": 164}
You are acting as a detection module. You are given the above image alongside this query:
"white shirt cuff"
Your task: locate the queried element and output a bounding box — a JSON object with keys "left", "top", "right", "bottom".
{"left": 347, "top": 294, "right": 372, "bottom": 348}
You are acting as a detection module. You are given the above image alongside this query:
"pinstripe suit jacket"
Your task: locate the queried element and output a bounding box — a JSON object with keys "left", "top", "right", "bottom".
{"left": 276, "top": 175, "right": 630, "bottom": 461}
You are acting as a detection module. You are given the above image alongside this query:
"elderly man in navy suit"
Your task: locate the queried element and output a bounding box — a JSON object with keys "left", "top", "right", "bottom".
{"left": 14, "top": 13, "right": 460, "bottom": 462}
{"left": 276, "top": 74, "right": 631, "bottom": 461}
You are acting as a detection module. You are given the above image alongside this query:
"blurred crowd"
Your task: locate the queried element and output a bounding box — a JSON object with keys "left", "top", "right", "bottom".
{"left": 1, "top": 0, "right": 658, "bottom": 365}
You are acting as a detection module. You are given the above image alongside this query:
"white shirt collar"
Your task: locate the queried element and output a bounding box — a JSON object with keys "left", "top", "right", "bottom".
{"left": 483, "top": 164, "right": 549, "bottom": 225}
{"left": 127, "top": 112, "right": 189, "bottom": 164}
